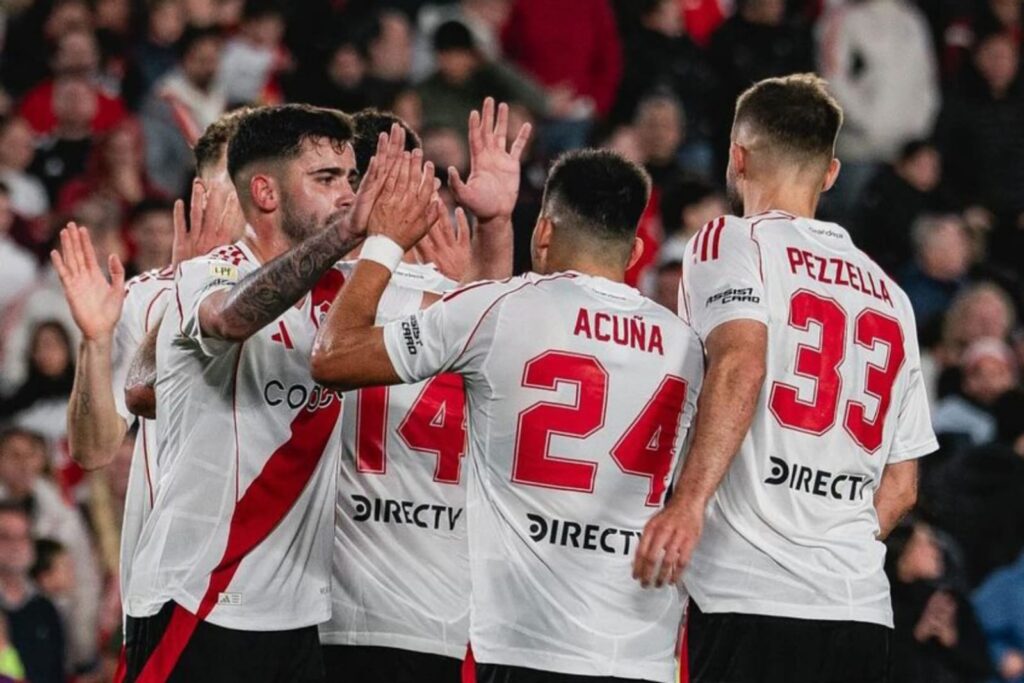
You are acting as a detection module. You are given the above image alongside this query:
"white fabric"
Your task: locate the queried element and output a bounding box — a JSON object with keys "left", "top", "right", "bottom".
{"left": 382, "top": 272, "right": 703, "bottom": 681}
{"left": 320, "top": 262, "right": 469, "bottom": 657}
{"left": 679, "top": 212, "right": 938, "bottom": 627}
{"left": 111, "top": 267, "right": 174, "bottom": 614}
{"left": 818, "top": 0, "right": 940, "bottom": 163}
{"left": 127, "top": 242, "right": 343, "bottom": 631}
{"left": 360, "top": 235, "right": 406, "bottom": 273}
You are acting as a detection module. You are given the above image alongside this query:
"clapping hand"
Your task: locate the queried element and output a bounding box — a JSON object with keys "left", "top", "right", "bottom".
{"left": 414, "top": 206, "right": 471, "bottom": 282}
{"left": 367, "top": 147, "right": 440, "bottom": 252}
{"left": 50, "top": 223, "right": 126, "bottom": 342}
{"left": 171, "top": 180, "right": 243, "bottom": 266}
{"left": 448, "top": 97, "right": 531, "bottom": 223}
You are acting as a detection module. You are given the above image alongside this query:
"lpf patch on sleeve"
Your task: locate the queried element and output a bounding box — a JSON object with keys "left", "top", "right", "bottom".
{"left": 209, "top": 263, "right": 239, "bottom": 281}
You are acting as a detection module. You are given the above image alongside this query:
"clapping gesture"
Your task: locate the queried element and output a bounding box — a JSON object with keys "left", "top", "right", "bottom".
{"left": 50, "top": 223, "right": 126, "bottom": 342}
{"left": 368, "top": 146, "right": 440, "bottom": 251}
{"left": 448, "top": 97, "right": 531, "bottom": 223}
{"left": 171, "top": 180, "right": 243, "bottom": 266}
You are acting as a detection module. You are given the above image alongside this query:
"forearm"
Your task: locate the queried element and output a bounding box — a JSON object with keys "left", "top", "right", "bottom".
{"left": 669, "top": 352, "right": 765, "bottom": 513}
{"left": 124, "top": 323, "right": 159, "bottom": 420}
{"left": 209, "top": 225, "right": 364, "bottom": 341}
{"left": 311, "top": 260, "right": 396, "bottom": 389}
{"left": 464, "top": 216, "right": 513, "bottom": 282}
{"left": 67, "top": 339, "right": 127, "bottom": 469}
{"left": 874, "top": 460, "right": 918, "bottom": 539}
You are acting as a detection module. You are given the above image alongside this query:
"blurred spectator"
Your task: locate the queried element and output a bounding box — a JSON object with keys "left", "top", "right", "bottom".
{"left": 286, "top": 35, "right": 391, "bottom": 113}
{"left": 27, "top": 77, "right": 96, "bottom": 205}
{"left": 217, "top": 0, "right": 289, "bottom": 106}
{"left": 421, "top": 125, "right": 469, "bottom": 186}
{"left": 59, "top": 119, "right": 162, "bottom": 217}
{"left": 127, "top": 198, "right": 174, "bottom": 275}
{"left": 142, "top": 27, "right": 227, "bottom": 196}
{"left": 18, "top": 29, "right": 127, "bottom": 137}
{"left": 0, "top": 118, "right": 48, "bottom": 220}
{"left": 367, "top": 10, "right": 414, "bottom": 89}
{"left": 818, "top": 0, "right": 940, "bottom": 218}
{"left": 122, "top": 0, "right": 187, "bottom": 108}
{"left": 0, "top": 321, "right": 74, "bottom": 443}
{"left": 0, "top": 428, "right": 100, "bottom": 676}
{"left": 939, "top": 0, "right": 1022, "bottom": 83}
{"left": 633, "top": 92, "right": 686, "bottom": 190}
{"left": 418, "top": 20, "right": 548, "bottom": 135}
{"left": 502, "top": 0, "right": 623, "bottom": 152}
{"left": 1, "top": 198, "right": 124, "bottom": 393}
{"left": 855, "top": 140, "right": 948, "bottom": 274}
{"left": 0, "top": 0, "right": 94, "bottom": 98}
{"left": 886, "top": 521, "right": 993, "bottom": 683}
{"left": 30, "top": 539, "right": 74, "bottom": 605}
{"left": 414, "top": 0, "right": 511, "bottom": 80}
{"left": 708, "top": 0, "right": 815, "bottom": 175}
{"left": 0, "top": 502, "right": 65, "bottom": 683}
{"left": 938, "top": 282, "right": 1018, "bottom": 370}
{"left": 613, "top": 0, "right": 717, "bottom": 169}
{"left": 652, "top": 259, "right": 683, "bottom": 312}
{"left": 390, "top": 89, "right": 424, "bottom": 138}
{"left": 658, "top": 176, "right": 728, "bottom": 268}
{"left": 0, "top": 612, "right": 27, "bottom": 682}
{"left": 899, "top": 214, "right": 972, "bottom": 334}
{"left": 932, "top": 338, "right": 1020, "bottom": 446}
{"left": 974, "top": 549, "right": 1024, "bottom": 683}
{"left": 938, "top": 31, "right": 1024, "bottom": 274}
{"left": 0, "top": 184, "right": 36, "bottom": 319}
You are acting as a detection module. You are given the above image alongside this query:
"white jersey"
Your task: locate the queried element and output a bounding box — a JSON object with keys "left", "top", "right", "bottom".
{"left": 111, "top": 266, "right": 174, "bottom": 605}
{"left": 679, "top": 211, "right": 938, "bottom": 627}
{"left": 126, "top": 242, "right": 344, "bottom": 631}
{"left": 319, "top": 262, "right": 468, "bottom": 658}
{"left": 383, "top": 272, "right": 704, "bottom": 682}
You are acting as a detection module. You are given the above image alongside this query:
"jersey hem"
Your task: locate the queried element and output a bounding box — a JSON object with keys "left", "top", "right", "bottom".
{"left": 471, "top": 644, "right": 675, "bottom": 682}
{"left": 888, "top": 438, "right": 939, "bottom": 463}
{"left": 129, "top": 593, "right": 331, "bottom": 632}
{"left": 687, "top": 587, "right": 894, "bottom": 628}
{"left": 316, "top": 630, "right": 466, "bottom": 659}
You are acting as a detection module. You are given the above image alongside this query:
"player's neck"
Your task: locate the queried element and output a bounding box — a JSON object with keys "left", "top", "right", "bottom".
{"left": 544, "top": 254, "right": 625, "bottom": 283}
{"left": 240, "top": 219, "right": 293, "bottom": 265}
{"left": 742, "top": 183, "right": 821, "bottom": 220}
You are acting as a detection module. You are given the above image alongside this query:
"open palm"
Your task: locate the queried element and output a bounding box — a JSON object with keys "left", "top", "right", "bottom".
{"left": 449, "top": 98, "right": 532, "bottom": 222}
{"left": 51, "top": 223, "right": 126, "bottom": 341}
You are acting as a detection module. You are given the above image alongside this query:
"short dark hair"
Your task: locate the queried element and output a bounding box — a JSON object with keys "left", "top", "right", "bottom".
{"left": 351, "top": 109, "right": 421, "bottom": 175}
{"left": 194, "top": 107, "right": 252, "bottom": 175}
{"left": 433, "top": 20, "right": 476, "bottom": 53}
{"left": 30, "top": 538, "right": 67, "bottom": 581}
{"left": 733, "top": 73, "right": 843, "bottom": 164}
{"left": 542, "top": 149, "right": 651, "bottom": 244}
{"left": 227, "top": 104, "right": 354, "bottom": 181}
{"left": 178, "top": 26, "right": 223, "bottom": 59}
{"left": 129, "top": 197, "right": 174, "bottom": 224}
{"left": 897, "top": 139, "right": 936, "bottom": 164}
{"left": 659, "top": 177, "right": 718, "bottom": 236}
{"left": 0, "top": 501, "right": 29, "bottom": 523}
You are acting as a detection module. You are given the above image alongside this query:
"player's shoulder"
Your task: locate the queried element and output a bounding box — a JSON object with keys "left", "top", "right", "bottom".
{"left": 688, "top": 213, "right": 768, "bottom": 263}
{"left": 124, "top": 266, "right": 175, "bottom": 306}
{"left": 440, "top": 272, "right": 573, "bottom": 305}
{"left": 200, "top": 242, "right": 252, "bottom": 268}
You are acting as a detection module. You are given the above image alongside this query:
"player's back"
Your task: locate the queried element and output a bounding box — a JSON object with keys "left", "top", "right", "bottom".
{"left": 433, "top": 272, "right": 703, "bottom": 680}
{"left": 682, "top": 211, "right": 937, "bottom": 627}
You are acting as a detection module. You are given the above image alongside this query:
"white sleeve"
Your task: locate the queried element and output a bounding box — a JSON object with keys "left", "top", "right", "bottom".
{"left": 889, "top": 323, "right": 939, "bottom": 463}
{"left": 110, "top": 284, "right": 170, "bottom": 422}
{"left": 382, "top": 279, "right": 515, "bottom": 384}
{"left": 682, "top": 216, "right": 768, "bottom": 340}
{"left": 174, "top": 257, "right": 244, "bottom": 357}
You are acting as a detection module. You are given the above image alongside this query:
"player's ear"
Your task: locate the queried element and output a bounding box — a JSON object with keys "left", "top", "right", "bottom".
{"left": 625, "top": 236, "right": 645, "bottom": 271}
{"left": 248, "top": 173, "right": 278, "bottom": 213}
{"left": 729, "top": 141, "right": 746, "bottom": 177}
{"left": 822, "top": 157, "right": 841, "bottom": 193}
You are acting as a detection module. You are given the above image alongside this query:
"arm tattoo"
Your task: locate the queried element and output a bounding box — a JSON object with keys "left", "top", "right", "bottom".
{"left": 79, "top": 388, "right": 92, "bottom": 417}
{"left": 219, "top": 226, "right": 361, "bottom": 339}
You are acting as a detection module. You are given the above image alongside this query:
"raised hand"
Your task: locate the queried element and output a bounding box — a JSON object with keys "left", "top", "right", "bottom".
{"left": 414, "top": 206, "right": 472, "bottom": 281}
{"left": 171, "top": 180, "right": 243, "bottom": 266}
{"left": 368, "top": 148, "right": 440, "bottom": 251}
{"left": 349, "top": 124, "right": 408, "bottom": 239}
{"left": 448, "top": 97, "right": 532, "bottom": 222}
{"left": 50, "top": 223, "right": 126, "bottom": 341}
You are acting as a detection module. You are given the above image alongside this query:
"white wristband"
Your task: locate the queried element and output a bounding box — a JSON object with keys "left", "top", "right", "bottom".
{"left": 360, "top": 235, "right": 404, "bottom": 272}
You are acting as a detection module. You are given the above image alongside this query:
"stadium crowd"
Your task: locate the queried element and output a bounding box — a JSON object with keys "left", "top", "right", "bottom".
{"left": 0, "top": 0, "right": 1021, "bottom": 681}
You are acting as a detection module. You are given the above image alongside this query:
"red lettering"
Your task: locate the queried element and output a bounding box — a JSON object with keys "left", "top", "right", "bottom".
{"left": 595, "top": 313, "right": 611, "bottom": 341}
{"left": 879, "top": 280, "right": 893, "bottom": 307}
{"left": 573, "top": 308, "right": 592, "bottom": 338}
{"left": 802, "top": 251, "right": 816, "bottom": 279}
{"left": 787, "top": 247, "right": 805, "bottom": 274}
{"left": 613, "top": 316, "right": 629, "bottom": 345}
{"left": 649, "top": 325, "right": 664, "bottom": 356}
{"left": 832, "top": 259, "right": 849, "bottom": 286}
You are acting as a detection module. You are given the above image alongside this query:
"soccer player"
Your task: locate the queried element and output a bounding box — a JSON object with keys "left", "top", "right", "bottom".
{"left": 121, "top": 105, "right": 433, "bottom": 682}
{"left": 311, "top": 149, "right": 704, "bottom": 683}
{"left": 319, "top": 100, "right": 529, "bottom": 682}
{"left": 633, "top": 74, "right": 937, "bottom": 683}
{"left": 52, "top": 110, "right": 246, "bottom": 677}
